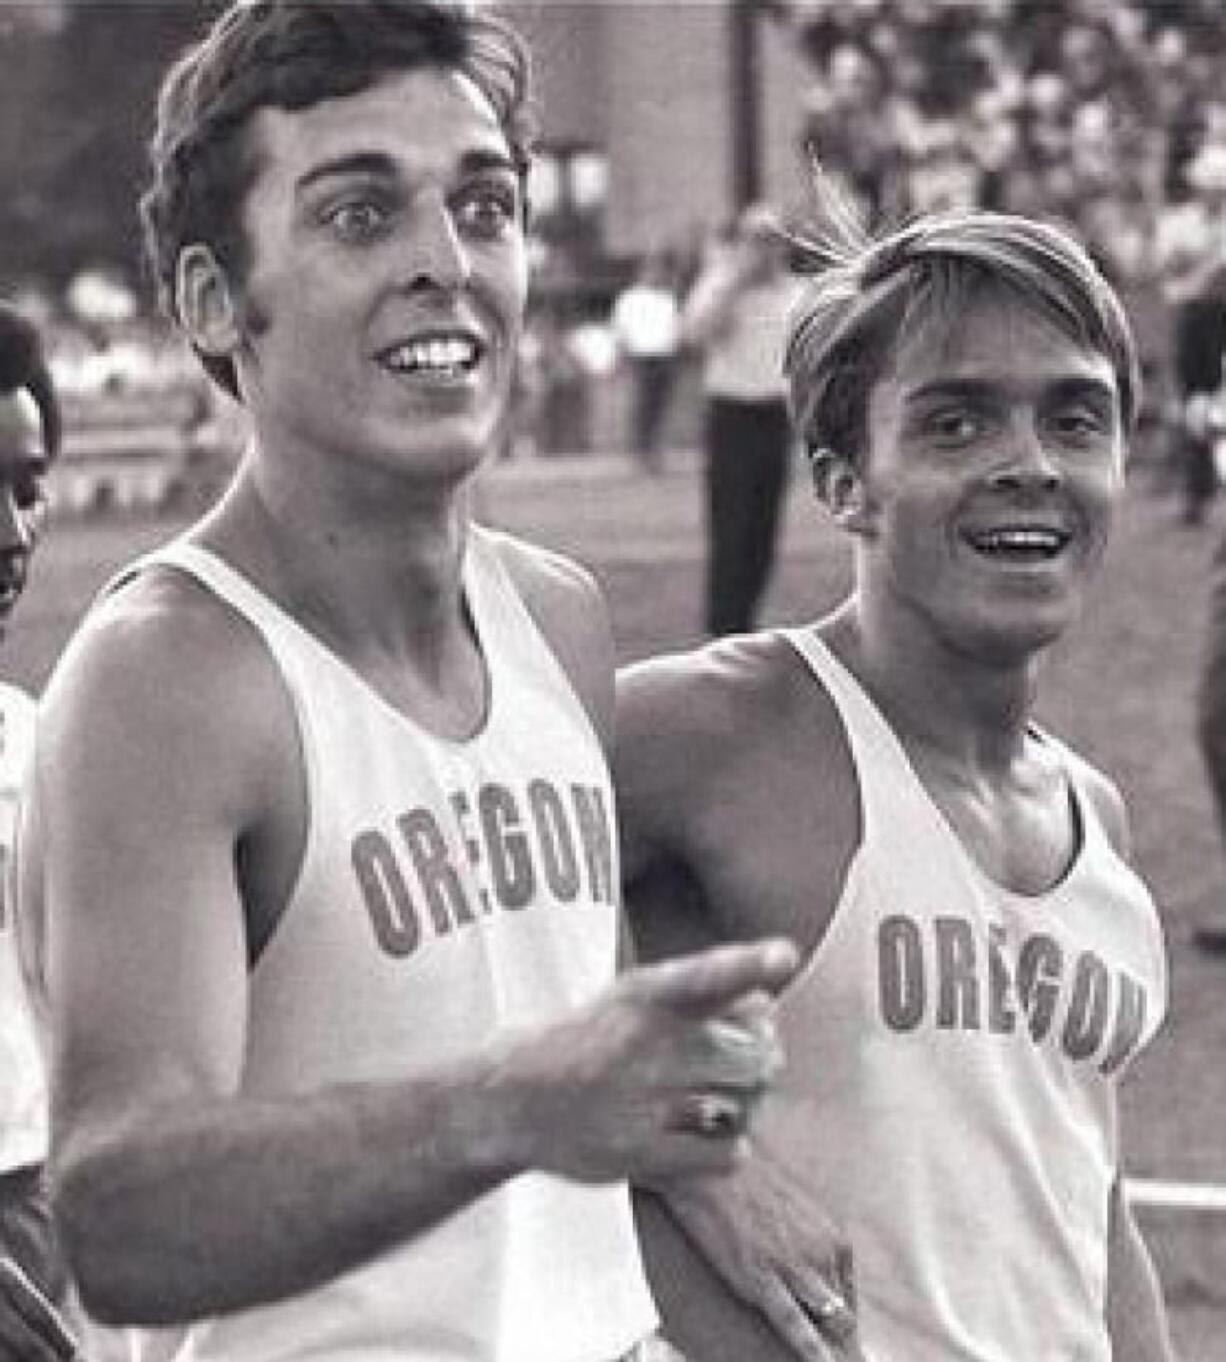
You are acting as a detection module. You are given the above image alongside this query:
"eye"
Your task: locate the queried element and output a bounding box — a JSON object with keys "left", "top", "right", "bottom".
{"left": 923, "top": 405, "right": 985, "bottom": 446}
{"left": 18, "top": 481, "right": 45, "bottom": 512}
{"left": 15, "top": 480, "right": 47, "bottom": 533}
{"left": 452, "top": 180, "right": 520, "bottom": 238}
{"left": 320, "top": 196, "right": 390, "bottom": 244}
{"left": 1049, "top": 403, "right": 1113, "bottom": 443}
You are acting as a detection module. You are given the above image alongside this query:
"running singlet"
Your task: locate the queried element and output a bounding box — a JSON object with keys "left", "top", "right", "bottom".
{"left": 0, "top": 681, "right": 44, "bottom": 1175}
{"left": 765, "top": 629, "right": 1168, "bottom": 1362}
{"left": 127, "top": 529, "right": 657, "bottom": 1362}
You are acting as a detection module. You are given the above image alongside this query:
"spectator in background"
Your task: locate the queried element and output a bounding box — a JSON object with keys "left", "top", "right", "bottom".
{"left": 611, "top": 251, "right": 681, "bottom": 474}
{"left": 1194, "top": 531, "right": 1226, "bottom": 955}
{"left": 1156, "top": 140, "right": 1226, "bottom": 525}
{"left": 0, "top": 304, "right": 77, "bottom": 1361}
{"left": 682, "top": 205, "right": 804, "bottom": 637}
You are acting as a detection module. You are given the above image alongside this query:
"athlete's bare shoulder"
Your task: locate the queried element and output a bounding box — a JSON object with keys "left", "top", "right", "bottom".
{"left": 49, "top": 561, "right": 268, "bottom": 712}
{"left": 616, "top": 629, "right": 858, "bottom": 869}
{"left": 482, "top": 527, "right": 615, "bottom": 747}
{"left": 485, "top": 526, "right": 604, "bottom": 619}
{"left": 618, "top": 629, "right": 849, "bottom": 782}
{"left": 39, "top": 558, "right": 297, "bottom": 833}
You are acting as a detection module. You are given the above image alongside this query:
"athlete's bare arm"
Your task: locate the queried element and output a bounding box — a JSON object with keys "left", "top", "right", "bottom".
{"left": 616, "top": 635, "right": 864, "bottom": 1361}
{"left": 1105, "top": 1176, "right": 1177, "bottom": 1361}
{"left": 617, "top": 634, "right": 860, "bottom": 953}
{"left": 1078, "top": 779, "right": 1174, "bottom": 1359}
{"left": 27, "top": 573, "right": 796, "bottom": 1329}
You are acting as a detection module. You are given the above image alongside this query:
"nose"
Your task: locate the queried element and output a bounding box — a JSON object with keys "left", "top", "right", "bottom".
{"left": 405, "top": 189, "right": 470, "bottom": 293}
{"left": 987, "top": 417, "right": 1062, "bottom": 493}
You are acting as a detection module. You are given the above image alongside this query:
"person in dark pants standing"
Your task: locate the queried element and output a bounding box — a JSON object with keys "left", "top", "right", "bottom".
{"left": 1157, "top": 141, "right": 1226, "bottom": 526}
{"left": 682, "top": 206, "right": 804, "bottom": 636}
{"left": 611, "top": 251, "right": 682, "bottom": 474}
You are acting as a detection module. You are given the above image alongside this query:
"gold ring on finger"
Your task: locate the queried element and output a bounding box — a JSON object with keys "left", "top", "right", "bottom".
{"left": 680, "top": 1091, "right": 744, "bottom": 1138}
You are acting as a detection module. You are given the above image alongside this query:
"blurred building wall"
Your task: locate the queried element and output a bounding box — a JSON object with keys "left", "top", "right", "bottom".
{"left": 511, "top": 2, "right": 814, "bottom": 253}
{"left": 1, "top": 2, "right": 813, "bottom": 291}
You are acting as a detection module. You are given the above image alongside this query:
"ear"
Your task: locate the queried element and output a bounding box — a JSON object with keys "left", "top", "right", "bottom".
{"left": 176, "top": 244, "right": 242, "bottom": 359}
{"left": 809, "top": 446, "right": 876, "bottom": 534}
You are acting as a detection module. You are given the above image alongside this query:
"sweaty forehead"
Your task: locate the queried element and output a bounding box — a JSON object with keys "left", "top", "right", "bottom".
{"left": 884, "top": 291, "right": 1115, "bottom": 394}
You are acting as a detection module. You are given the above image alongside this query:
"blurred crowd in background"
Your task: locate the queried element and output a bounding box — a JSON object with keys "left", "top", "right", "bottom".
{"left": 7, "top": 0, "right": 1226, "bottom": 520}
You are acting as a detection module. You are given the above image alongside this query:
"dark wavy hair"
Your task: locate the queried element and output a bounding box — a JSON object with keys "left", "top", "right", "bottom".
{"left": 0, "top": 303, "right": 62, "bottom": 459}
{"left": 785, "top": 202, "right": 1141, "bottom": 471}
{"left": 140, "top": 0, "right": 536, "bottom": 398}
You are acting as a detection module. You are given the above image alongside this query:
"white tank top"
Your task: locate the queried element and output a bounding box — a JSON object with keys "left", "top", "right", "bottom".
{"left": 129, "top": 528, "right": 656, "bottom": 1362}
{"left": 0, "top": 681, "right": 45, "bottom": 1173}
{"left": 765, "top": 629, "right": 1167, "bottom": 1362}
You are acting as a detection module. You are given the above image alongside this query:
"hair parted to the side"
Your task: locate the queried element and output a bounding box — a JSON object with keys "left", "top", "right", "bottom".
{"left": 783, "top": 178, "right": 1141, "bottom": 472}
{"left": 0, "top": 303, "right": 62, "bottom": 460}
{"left": 140, "top": 0, "right": 537, "bottom": 398}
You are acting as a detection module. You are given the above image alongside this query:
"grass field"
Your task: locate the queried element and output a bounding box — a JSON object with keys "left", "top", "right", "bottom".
{"left": 13, "top": 450, "right": 1226, "bottom": 1356}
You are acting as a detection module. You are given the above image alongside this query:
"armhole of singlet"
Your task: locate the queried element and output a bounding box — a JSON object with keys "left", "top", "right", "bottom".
{"left": 115, "top": 542, "right": 315, "bottom": 971}
{"left": 464, "top": 525, "right": 607, "bottom": 752}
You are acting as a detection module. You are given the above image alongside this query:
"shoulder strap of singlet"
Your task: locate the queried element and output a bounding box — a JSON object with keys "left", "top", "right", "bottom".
{"left": 1024, "top": 725, "right": 1112, "bottom": 856}
{"left": 462, "top": 524, "right": 604, "bottom": 748}
{"left": 779, "top": 626, "right": 922, "bottom": 795}
{"left": 108, "top": 539, "right": 301, "bottom": 638}
{"left": 783, "top": 627, "right": 1113, "bottom": 891}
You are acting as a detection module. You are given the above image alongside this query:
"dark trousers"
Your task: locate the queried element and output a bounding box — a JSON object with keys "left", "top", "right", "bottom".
{"left": 1174, "top": 295, "right": 1226, "bottom": 523}
{"left": 629, "top": 357, "right": 676, "bottom": 466}
{"left": 703, "top": 396, "right": 791, "bottom": 636}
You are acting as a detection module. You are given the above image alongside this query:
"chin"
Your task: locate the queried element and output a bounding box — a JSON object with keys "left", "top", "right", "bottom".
{"left": 362, "top": 436, "right": 488, "bottom": 488}
{"left": 964, "top": 612, "right": 1075, "bottom": 666}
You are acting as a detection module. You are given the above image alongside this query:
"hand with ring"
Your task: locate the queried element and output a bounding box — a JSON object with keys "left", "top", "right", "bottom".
{"left": 673, "top": 1090, "right": 748, "bottom": 1140}
{"left": 650, "top": 1137, "right": 864, "bottom": 1360}
{"left": 490, "top": 938, "right": 798, "bottom": 1186}
{"left": 800, "top": 1277, "right": 857, "bottom": 1348}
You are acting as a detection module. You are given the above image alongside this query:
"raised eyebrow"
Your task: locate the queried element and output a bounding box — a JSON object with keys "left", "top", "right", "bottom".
{"left": 295, "top": 148, "right": 519, "bottom": 198}
{"left": 903, "top": 379, "right": 995, "bottom": 408}
{"left": 295, "top": 151, "right": 399, "bottom": 196}
{"left": 1047, "top": 376, "right": 1118, "bottom": 409}
{"left": 457, "top": 150, "right": 520, "bottom": 179}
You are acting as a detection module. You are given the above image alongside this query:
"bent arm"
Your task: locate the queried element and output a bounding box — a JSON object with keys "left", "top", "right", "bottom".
{"left": 616, "top": 653, "right": 861, "bottom": 1361}
{"left": 34, "top": 598, "right": 522, "bottom": 1323}
{"left": 37, "top": 594, "right": 795, "bottom": 1326}
{"left": 680, "top": 254, "right": 743, "bottom": 351}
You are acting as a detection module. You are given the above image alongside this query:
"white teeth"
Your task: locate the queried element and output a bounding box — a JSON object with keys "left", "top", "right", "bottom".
{"left": 972, "top": 527, "right": 1066, "bottom": 555}
{"left": 386, "top": 336, "right": 478, "bottom": 373}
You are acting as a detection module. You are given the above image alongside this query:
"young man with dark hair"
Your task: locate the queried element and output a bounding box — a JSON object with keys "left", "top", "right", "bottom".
{"left": 0, "top": 303, "right": 76, "bottom": 1361}
{"left": 19, "top": 6, "right": 800, "bottom": 1359}
{"left": 620, "top": 209, "right": 1176, "bottom": 1360}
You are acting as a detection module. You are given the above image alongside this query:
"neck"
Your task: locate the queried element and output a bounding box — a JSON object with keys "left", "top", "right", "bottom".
{"left": 823, "top": 596, "right": 1041, "bottom": 777}
{"left": 199, "top": 455, "right": 475, "bottom": 660}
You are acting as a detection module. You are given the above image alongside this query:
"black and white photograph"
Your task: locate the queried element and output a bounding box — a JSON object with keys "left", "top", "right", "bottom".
{"left": 1, "top": 2, "right": 1225, "bottom": 1358}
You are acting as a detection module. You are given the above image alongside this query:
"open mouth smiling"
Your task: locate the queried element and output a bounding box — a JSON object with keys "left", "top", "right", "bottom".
{"left": 379, "top": 332, "right": 483, "bottom": 379}
{"left": 963, "top": 525, "right": 1072, "bottom": 561}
